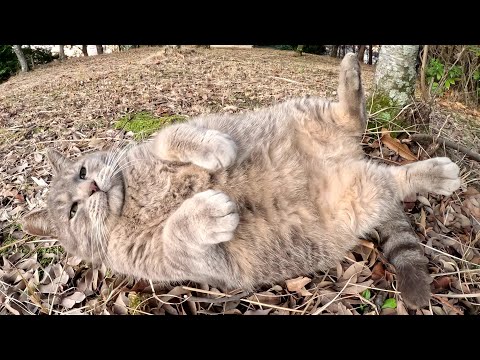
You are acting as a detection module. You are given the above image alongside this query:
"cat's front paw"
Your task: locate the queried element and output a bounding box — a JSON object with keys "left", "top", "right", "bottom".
{"left": 422, "top": 157, "right": 461, "bottom": 196}
{"left": 192, "top": 130, "right": 237, "bottom": 172}
{"left": 190, "top": 189, "right": 239, "bottom": 244}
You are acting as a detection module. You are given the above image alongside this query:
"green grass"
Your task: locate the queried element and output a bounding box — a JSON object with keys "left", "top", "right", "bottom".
{"left": 114, "top": 112, "right": 187, "bottom": 140}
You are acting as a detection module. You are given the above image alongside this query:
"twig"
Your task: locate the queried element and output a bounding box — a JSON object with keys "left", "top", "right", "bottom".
{"left": 434, "top": 292, "right": 480, "bottom": 299}
{"left": 420, "top": 45, "right": 430, "bottom": 102}
{"left": 188, "top": 292, "right": 251, "bottom": 304}
{"left": 410, "top": 133, "right": 480, "bottom": 162}
{"left": 431, "top": 294, "right": 464, "bottom": 314}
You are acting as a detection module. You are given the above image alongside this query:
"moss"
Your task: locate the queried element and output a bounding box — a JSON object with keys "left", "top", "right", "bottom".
{"left": 367, "top": 92, "right": 410, "bottom": 137}
{"left": 36, "top": 245, "right": 64, "bottom": 267}
{"left": 0, "top": 235, "right": 19, "bottom": 256}
{"left": 128, "top": 292, "right": 148, "bottom": 314}
{"left": 114, "top": 112, "right": 187, "bottom": 140}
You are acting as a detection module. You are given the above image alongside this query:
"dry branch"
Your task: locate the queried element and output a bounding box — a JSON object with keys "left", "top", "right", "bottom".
{"left": 410, "top": 133, "right": 480, "bottom": 162}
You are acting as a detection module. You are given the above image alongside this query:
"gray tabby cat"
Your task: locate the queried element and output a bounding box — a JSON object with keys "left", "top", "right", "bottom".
{"left": 22, "top": 53, "right": 461, "bottom": 309}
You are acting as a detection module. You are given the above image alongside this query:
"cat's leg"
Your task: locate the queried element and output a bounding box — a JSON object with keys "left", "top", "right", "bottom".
{"left": 151, "top": 123, "right": 237, "bottom": 172}
{"left": 376, "top": 206, "right": 432, "bottom": 309}
{"left": 334, "top": 161, "right": 432, "bottom": 309}
{"left": 331, "top": 53, "right": 367, "bottom": 134}
{"left": 388, "top": 157, "right": 461, "bottom": 199}
{"left": 161, "top": 190, "right": 239, "bottom": 281}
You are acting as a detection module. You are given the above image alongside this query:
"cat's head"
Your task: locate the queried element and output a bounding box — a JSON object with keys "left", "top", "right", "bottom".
{"left": 22, "top": 149, "right": 125, "bottom": 264}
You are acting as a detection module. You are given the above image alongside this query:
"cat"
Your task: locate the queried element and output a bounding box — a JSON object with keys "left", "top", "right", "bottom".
{"left": 22, "top": 53, "right": 461, "bottom": 310}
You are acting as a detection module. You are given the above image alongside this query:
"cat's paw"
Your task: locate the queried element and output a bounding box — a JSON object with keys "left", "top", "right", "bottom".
{"left": 340, "top": 53, "right": 361, "bottom": 91}
{"left": 190, "top": 189, "right": 239, "bottom": 244}
{"left": 192, "top": 130, "right": 237, "bottom": 172}
{"left": 396, "top": 257, "right": 432, "bottom": 310}
{"left": 421, "top": 157, "right": 461, "bottom": 196}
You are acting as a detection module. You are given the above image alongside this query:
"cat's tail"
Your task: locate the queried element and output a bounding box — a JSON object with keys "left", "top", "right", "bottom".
{"left": 378, "top": 208, "right": 432, "bottom": 309}
{"left": 336, "top": 53, "right": 367, "bottom": 133}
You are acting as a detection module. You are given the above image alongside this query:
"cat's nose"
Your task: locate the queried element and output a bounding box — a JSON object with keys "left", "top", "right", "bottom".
{"left": 90, "top": 181, "right": 99, "bottom": 196}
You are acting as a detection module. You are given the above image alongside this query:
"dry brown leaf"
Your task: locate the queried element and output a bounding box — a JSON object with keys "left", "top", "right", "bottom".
{"left": 419, "top": 208, "right": 426, "bottom": 232}
{"left": 248, "top": 291, "right": 282, "bottom": 305}
{"left": 244, "top": 309, "right": 272, "bottom": 315}
{"left": 433, "top": 276, "right": 452, "bottom": 290}
{"left": 396, "top": 301, "right": 409, "bottom": 315}
{"left": 381, "top": 129, "right": 417, "bottom": 161}
{"left": 285, "top": 276, "right": 311, "bottom": 292}
{"left": 342, "top": 262, "right": 365, "bottom": 281}
{"left": 113, "top": 292, "right": 129, "bottom": 315}
{"left": 371, "top": 262, "right": 385, "bottom": 280}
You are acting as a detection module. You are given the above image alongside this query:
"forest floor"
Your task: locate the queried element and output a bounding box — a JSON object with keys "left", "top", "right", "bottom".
{"left": 0, "top": 46, "right": 479, "bottom": 315}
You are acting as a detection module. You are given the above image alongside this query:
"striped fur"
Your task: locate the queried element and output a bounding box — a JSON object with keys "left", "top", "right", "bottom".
{"left": 22, "top": 53, "right": 460, "bottom": 309}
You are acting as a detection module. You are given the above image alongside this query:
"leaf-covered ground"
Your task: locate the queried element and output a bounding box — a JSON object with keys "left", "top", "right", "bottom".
{"left": 1, "top": 46, "right": 479, "bottom": 315}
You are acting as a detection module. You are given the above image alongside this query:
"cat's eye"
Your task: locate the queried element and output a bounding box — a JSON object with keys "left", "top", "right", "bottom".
{"left": 69, "top": 202, "right": 78, "bottom": 219}
{"left": 79, "top": 167, "right": 87, "bottom": 180}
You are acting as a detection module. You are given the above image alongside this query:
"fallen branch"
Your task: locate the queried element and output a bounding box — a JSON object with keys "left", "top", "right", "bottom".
{"left": 410, "top": 134, "right": 480, "bottom": 162}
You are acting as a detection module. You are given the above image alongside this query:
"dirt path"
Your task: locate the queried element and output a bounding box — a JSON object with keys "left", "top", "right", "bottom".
{"left": 0, "top": 47, "right": 478, "bottom": 315}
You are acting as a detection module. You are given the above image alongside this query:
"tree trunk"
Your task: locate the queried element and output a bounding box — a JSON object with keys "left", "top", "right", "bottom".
{"left": 13, "top": 45, "right": 28, "bottom": 72}
{"left": 59, "top": 45, "right": 65, "bottom": 60}
{"left": 374, "top": 45, "right": 419, "bottom": 107}
{"left": 330, "top": 45, "right": 339, "bottom": 57}
{"left": 96, "top": 45, "right": 103, "bottom": 55}
{"left": 82, "top": 45, "right": 88, "bottom": 56}
{"left": 357, "top": 45, "right": 366, "bottom": 63}
{"left": 368, "top": 45, "right": 373, "bottom": 65}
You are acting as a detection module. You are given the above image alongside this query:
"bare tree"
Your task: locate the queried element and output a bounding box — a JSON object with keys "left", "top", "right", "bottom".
{"left": 368, "top": 45, "right": 373, "bottom": 65}
{"left": 96, "top": 45, "right": 103, "bottom": 55}
{"left": 357, "top": 45, "right": 366, "bottom": 63}
{"left": 374, "top": 45, "right": 419, "bottom": 107}
{"left": 330, "top": 45, "right": 339, "bottom": 57}
{"left": 82, "top": 45, "right": 88, "bottom": 56}
{"left": 13, "top": 45, "right": 28, "bottom": 72}
{"left": 59, "top": 45, "right": 65, "bottom": 60}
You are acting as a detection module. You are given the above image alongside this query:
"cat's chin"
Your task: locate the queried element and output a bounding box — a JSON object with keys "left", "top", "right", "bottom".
{"left": 88, "top": 191, "right": 109, "bottom": 222}
{"left": 105, "top": 183, "right": 124, "bottom": 216}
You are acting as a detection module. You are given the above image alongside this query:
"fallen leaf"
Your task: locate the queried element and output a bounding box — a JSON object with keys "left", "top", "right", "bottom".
{"left": 433, "top": 276, "right": 452, "bottom": 290}
{"left": 244, "top": 309, "right": 272, "bottom": 315}
{"left": 31, "top": 176, "right": 48, "bottom": 187}
{"left": 382, "top": 298, "right": 397, "bottom": 309}
{"left": 285, "top": 276, "right": 311, "bottom": 292}
{"left": 371, "top": 262, "right": 385, "bottom": 280}
{"left": 381, "top": 129, "right": 417, "bottom": 161}
{"left": 248, "top": 291, "right": 282, "bottom": 305}
{"left": 34, "top": 153, "right": 43, "bottom": 163}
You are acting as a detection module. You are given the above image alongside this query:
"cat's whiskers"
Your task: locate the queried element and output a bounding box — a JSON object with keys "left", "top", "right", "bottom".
{"left": 106, "top": 139, "right": 129, "bottom": 167}
{"left": 98, "top": 220, "right": 112, "bottom": 269}
{"left": 111, "top": 160, "right": 143, "bottom": 177}
{"left": 93, "top": 217, "right": 113, "bottom": 270}
{"left": 109, "top": 143, "right": 134, "bottom": 172}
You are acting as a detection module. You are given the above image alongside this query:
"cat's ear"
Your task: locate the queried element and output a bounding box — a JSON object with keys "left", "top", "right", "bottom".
{"left": 21, "top": 209, "right": 57, "bottom": 237}
{"left": 46, "top": 149, "right": 72, "bottom": 175}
